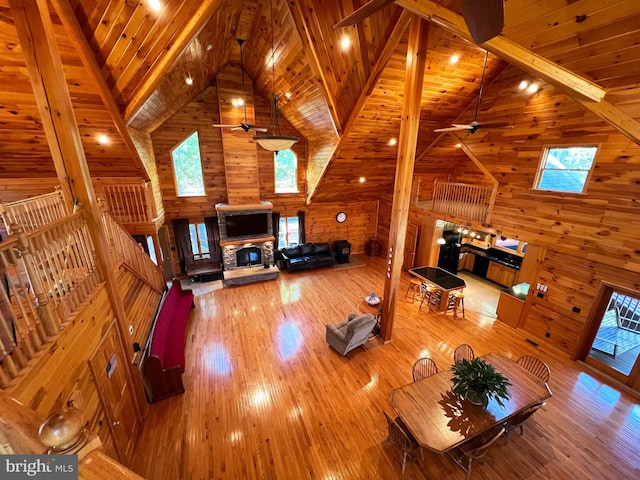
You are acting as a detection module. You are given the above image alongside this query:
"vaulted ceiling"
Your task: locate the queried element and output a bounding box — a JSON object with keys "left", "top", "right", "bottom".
{"left": 0, "top": 1, "right": 639, "bottom": 203}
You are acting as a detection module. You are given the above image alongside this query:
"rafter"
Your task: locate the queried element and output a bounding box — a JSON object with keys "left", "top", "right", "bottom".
{"left": 286, "top": 0, "right": 343, "bottom": 137}
{"left": 449, "top": 133, "right": 498, "bottom": 186}
{"left": 51, "top": 0, "right": 150, "bottom": 182}
{"left": 124, "top": 0, "right": 224, "bottom": 123}
{"left": 306, "top": 10, "right": 411, "bottom": 203}
{"left": 394, "top": 0, "right": 640, "bottom": 145}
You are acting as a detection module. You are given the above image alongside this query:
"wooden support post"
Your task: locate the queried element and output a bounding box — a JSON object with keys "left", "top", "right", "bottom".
{"left": 380, "top": 17, "right": 429, "bottom": 342}
{"left": 10, "top": 0, "right": 144, "bottom": 420}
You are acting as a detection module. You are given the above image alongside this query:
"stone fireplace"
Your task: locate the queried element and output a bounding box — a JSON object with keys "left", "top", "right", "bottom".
{"left": 216, "top": 202, "right": 279, "bottom": 286}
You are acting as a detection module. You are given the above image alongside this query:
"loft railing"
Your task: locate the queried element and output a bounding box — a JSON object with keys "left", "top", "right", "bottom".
{"left": 0, "top": 212, "right": 100, "bottom": 387}
{"left": 431, "top": 181, "right": 496, "bottom": 224}
{"left": 101, "top": 209, "right": 165, "bottom": 293}
{"left": 0, "top": 188, "right": 69, "bottom": 235}
{"left": 95, "top": 181, "right": 155, "bottom": 225}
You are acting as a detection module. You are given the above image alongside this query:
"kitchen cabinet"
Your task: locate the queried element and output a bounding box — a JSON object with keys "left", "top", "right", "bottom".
{"left": 486, "top": 260, "right": 517, "bottom": 287}
{"left": 496, "top": 291, "right": 524, "bottom": 328}
{"left": 457, "top": 252, "right": 476, "bottom": 272}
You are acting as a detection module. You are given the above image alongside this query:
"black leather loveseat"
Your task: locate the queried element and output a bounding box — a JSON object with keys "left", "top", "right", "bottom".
{"left": 279, "top": 243, "right": 334, "bottom": 272}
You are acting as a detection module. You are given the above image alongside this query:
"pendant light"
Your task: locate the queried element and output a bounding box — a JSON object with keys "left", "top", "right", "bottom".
{"left": 254, "top": 0, "right": 299, "bottom": 152}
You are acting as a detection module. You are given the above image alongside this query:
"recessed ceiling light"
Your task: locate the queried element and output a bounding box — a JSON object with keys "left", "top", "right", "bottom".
{"left": 185, "top": 77, "right": 193, "bottom": 85}
{"left": 148, "top": 0, "right": 162, "bottom": 12}
{"left": 98, "top": 134, "right": 109, "bottom": 144}
{"left": 232, "top": 98, "right": 244, "bottom": 107}
{"left": 285, "top": 92, "right": 292, "bottom": 99}
{"left": 450, "top": 54, "right": 459, "bottom": 64}
{"left": 388, "top": 138, "right": 397, "bottom": 146}
{"left": 527, "top": 83, "right": 539, "bottom": 94}
{"left": 519, "top": 80, "right": 528, "bottom": 90}
{"left": 456, "top": 143, "right": 461, "bottom": 148}
{"left": 340, "top": 36, "right": 351, "bottom": 50}
{"left": 359, "top": 177, "right": 365, "bottom": 183}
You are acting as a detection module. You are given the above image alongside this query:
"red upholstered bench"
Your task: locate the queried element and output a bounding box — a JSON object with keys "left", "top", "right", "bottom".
{"left": 143, "top": 279, "right": 194, "bottom": 402}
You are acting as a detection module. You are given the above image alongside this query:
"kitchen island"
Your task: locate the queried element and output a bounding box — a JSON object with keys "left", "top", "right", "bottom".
{"left": 496, "top": 283, "right": 529, "bottom": 328}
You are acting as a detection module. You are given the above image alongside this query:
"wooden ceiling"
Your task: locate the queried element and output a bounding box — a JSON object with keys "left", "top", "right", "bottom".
{"left": 0, "top": 1, "right": 639, "bottom": 202}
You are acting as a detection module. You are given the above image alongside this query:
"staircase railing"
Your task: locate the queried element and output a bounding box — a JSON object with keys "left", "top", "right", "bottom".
{"left": 431, "top": 181, "right": 496, "bottom": 224}
{"left": 101, "top": 209, "right": 165, "bottom": 293}
{"left": 0, "top": 212, "right": 100, "bottom": 387}
{"left": 95, "top": 181, "right": 156, "bottom": 225}
{"left": 0, "top": 188, "right": 69, "bottom": 235}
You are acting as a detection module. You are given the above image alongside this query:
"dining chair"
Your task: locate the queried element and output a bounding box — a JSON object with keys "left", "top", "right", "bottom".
{"left": 453, "top": 344, "right": 475, "bottom": 364}
{"left": 449, "top": 424, "right": 505, "bottom": 480}
{"left": 383, "top": 411, "right": 423, "bottom": 474}
{"left": 516, "top": 355, "right": 551, "bottom": 383}
{"left": 412, "top": 357, "right": 439, "bottom": 382}
{"left": 505, "top": 401, "right": 545, "bottom": 436}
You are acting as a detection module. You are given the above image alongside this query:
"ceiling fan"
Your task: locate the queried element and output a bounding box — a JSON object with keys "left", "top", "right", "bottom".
{"left": 434, "top": 50, "right": 512, "bottom": 134}
{"left": 212, "top": 39, "right": 268, "bottom": 133}
{"left": 335, "top": 0, "right": 504, "bottom": 44}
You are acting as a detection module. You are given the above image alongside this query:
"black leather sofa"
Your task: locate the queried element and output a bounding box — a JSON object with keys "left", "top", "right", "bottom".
{"left": 279, "top": 243, "right": 334, "bottom": 272}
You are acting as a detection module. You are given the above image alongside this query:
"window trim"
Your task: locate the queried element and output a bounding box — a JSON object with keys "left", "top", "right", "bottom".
{"left": 278, "top": 216, "right": 300, "bottom": 249}
{"left": 274, "top": 149, "right": 299, "bottom": 194}
{"left": 532, "top": 144, "right": 599, "bottom": 194}
{"left": 189, "top": 222, "right": 210, "bottom": 257}
{"left": 171, "top": 130, "right": 206, "bottom": 197}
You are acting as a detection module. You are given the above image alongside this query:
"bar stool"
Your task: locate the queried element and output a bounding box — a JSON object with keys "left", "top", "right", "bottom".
{"left": 447, "top": 290, "right": 465, "bottom": 318}
{"left": 405, "top": 278, "right": 422, "bottom": 304}
{"left": 420, "top": 285, "right": 438, "bottom": 311}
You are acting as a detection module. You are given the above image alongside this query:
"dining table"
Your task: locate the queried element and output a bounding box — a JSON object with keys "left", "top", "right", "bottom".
{"left": 409, "top": 266, "right": 466, "bottom": 311}
{"left": 390, "top": 353, "right": 552, "bottom": 454}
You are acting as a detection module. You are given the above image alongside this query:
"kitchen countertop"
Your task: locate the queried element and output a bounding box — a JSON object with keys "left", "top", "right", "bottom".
{"left": 501, "top": 283, "right": 530, "bottom": 301}
{"left": 460, "top": 244, "right": 523, "bottom": 270}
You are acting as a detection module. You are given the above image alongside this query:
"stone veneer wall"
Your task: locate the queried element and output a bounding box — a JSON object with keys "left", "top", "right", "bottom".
{"left": 222, "top": 242, "right": 275, "bottom": 270}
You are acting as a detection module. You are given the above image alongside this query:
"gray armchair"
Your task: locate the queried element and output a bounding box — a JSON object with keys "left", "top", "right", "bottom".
{"left": 326, "top": 313, "right": 377, "bottom": 356}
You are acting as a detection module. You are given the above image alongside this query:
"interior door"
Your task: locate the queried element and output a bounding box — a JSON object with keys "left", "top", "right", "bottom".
{"left": 89, "top": 321, "right": 141, "bottom": 464}
{"left": 158, "top": 225, "right": 174, "bottom": 281}
{"left": 403, "top": 223, "right": 419, "bottom": 271}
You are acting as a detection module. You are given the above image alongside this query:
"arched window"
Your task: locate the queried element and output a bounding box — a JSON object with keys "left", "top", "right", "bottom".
{"left": 274, "top": 149, "right": 298, "bottom": 193}
{"left": 172, "top": 131, "right": 205, "bottom": 196}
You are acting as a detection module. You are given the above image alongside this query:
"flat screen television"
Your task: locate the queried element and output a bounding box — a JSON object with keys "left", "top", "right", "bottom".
{"left": 225, "top": 213, "right": 269, "bottom": 238}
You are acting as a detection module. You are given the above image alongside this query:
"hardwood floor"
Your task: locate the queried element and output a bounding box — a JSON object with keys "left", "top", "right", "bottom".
{"left": 131, "top": 255, "right": 640, "bottom": 479}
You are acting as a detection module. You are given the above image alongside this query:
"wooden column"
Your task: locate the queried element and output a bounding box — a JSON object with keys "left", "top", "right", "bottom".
{"left": 380, "top": 17, "right": 429, "bottom": 342}
{"left": 10, "top": 0, "right": 144, "bottom": 419}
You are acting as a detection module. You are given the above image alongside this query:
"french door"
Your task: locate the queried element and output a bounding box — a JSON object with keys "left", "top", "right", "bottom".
{"left": 580, "top": 283, "right": 640, "bottom": 390}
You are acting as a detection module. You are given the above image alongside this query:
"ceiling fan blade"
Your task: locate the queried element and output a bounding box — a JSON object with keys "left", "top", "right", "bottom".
{"left": 460, "top": 0, "right": 504, "bottom": 44}
{"left": 434, "top": 126, "right": 469, "bottom": 132}
{"left": 251, "top": 127, "right": 269, "bottom": 133}
{"left": 212, "top": 124, "right": 239, "bottom": 128}
{"left": 478, "top": 122, "right": 513, "bottom": 129}
{"left": 334, "top": 0, "right": 394, "bottom": 28}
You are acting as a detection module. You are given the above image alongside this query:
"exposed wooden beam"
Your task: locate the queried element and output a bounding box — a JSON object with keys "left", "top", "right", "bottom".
{"left": 287, "top": 0, "right": 343, "bottom": 137}
{"left": 10, "top": 0, "right": 144, "bottom": 419}
{"left": 449, "top": 133, "right": 498, "bottom": 185}
{"left": 394, "top": 0, "right": 604, "bottom": 103}
{"left": 306, "top": 10, "right": 411, "bottom": 203}
{"left": 50, "top": 0, "right": 150, "bottom": 182}
{"left": 124, "top": 0, "right": 224, "bottom": 122}
{"left": 415, "top": 131, "right": 446, "bottom": 163}
{"left": 395, "top": 0, "right": 640, "bottom": 145}
{"left": 380, "top": 16, "right": 429, "bottom": 342}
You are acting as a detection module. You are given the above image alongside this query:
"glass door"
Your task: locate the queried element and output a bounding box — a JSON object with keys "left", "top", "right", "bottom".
{"left": 585, "top": 288, "right": 640, "bottom": 386}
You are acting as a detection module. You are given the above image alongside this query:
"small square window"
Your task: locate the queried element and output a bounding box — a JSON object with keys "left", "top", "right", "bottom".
{"left": 534, "top": 146, "right": 597, "bottom": 193}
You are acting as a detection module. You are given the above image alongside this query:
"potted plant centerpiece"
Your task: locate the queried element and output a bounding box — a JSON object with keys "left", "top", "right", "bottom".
{"left": 451, "top": 358, "right": 512, "bottom": 409}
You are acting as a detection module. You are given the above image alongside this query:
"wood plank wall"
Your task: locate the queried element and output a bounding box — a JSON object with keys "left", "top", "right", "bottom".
{"left": 216, "top": 65, "right": 261, "bottom": 205}
{"left": 418, "top": 64, "right": 640, "bottom": 357}
{"left": 150, "top": 79, "right": 377, "bottom": 273}
{"left": 5, "top": 285, "right": 119, "bottom": 458}
{"left": 0, "top": 178, "right": 60, "bottom": 203}
{"left": 128, "top": 127, "right": 163, "bottom": 218}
